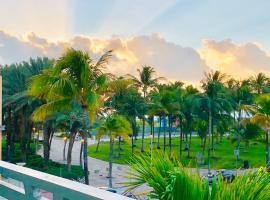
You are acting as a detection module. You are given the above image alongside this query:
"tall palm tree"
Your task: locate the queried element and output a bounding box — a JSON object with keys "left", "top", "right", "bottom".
{"left": 2, "top": 57, "right": 52, "bottom": 162}
{"left": 119, "top": 89, "right": 146, "bottom": 156}
{"left": 53, "top": 102, "right": 85, "bottom": 171}
{"left": 250, "top": 72, "right": 269, "bottom": 95}
{"left": 148, "top": 88, "right": 168, "bottom": 150}
{"left": 28, "top": 49, "right": 112, "bottom": 185}
{"left": 229, "top": 79, "right": 253, "bottom": 159}
{"left": 181, "top": 85, "right": 198, "bottom": 158}
{"left": 128, "top": 66, "right": 164, "bottom": 152}
{"left": 96, "top": 115, "right": 131, "bottom": 188}
{"left": 247, "top": 94, "right": 270, "bottom": 165}
{"left": 198, "top": 71, "right": 231, "bottom": 174}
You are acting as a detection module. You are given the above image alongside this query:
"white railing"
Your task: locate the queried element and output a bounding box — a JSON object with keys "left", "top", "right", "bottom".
{"left": 0, "top": 161, "right": 131, "bottom": 200}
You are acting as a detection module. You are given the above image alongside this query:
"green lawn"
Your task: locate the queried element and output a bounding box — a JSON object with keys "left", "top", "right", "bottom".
{"left": 88, "top": 136, "right": 266, "bottom": 169}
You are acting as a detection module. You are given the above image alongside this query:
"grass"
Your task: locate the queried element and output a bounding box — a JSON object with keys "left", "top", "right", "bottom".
{"left": 88, "top": 136, "right": 266, "bottom": 169}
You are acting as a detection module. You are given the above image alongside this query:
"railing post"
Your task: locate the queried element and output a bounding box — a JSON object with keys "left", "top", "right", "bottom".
{"left": 24, "top": 181, "right": 35, "bottom": 200}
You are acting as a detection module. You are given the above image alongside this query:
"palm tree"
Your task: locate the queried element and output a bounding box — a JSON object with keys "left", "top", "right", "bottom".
{"left": 198, "top": 71, "right": 231, "bottom": 174}
{"left": 96, "top": 115, "right": 131, "bottom": 188}
{"left": 250, "top": 73, "right": 269, "bottom": 94}
{"left": 106, "top": 78, "right": 133, "bottom": 157}
{"left": 118, "top": 89, "right": 145, "bottom": 157}
{"left": 148, "top": 87, "right": 168, "bottom": 150}
{"left": 128, "top": 66, "right": 164, "bottom": 152}
{"left": 247, "top": 94, "right": 270, "bottom": 165}
{"left": 2, "top": 57, "right": 52, "bottom": 162}
{"left": 182, "top": 85, "right": 198, "bottom": 158}
{"left": 229, "top": 80, "right": 253, "bottom": 158}
{"left": 53, "top": 102, "right": 85, "bottom": 171}
{"left": 28, "top": 49, "right": 112, "bottom": 184}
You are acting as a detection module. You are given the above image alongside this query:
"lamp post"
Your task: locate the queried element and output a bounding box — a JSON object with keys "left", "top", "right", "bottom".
{"left": 63, "top": 136, "right": 68, "bottom": 161}
{"left": 80, "top": 138, "right": 84, "bottom": 167}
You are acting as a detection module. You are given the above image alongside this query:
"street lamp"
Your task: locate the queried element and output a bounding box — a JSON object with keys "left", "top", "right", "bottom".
{"left": 63, "top": 136, "right": 68, "bottom": 161}
{"left": 80, "top": 139, "right": 84, "bottom": 167}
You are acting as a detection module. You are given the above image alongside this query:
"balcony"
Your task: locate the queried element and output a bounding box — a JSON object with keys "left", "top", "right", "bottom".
{"left": 0, "top": 161, "right": 130, "bottom": 200}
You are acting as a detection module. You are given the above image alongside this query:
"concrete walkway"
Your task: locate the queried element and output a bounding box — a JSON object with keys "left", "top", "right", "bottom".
{"left": 37, "top": 136, "right": 252, "bottom": 195}
{"left": 37, "top": 137, "right": 139, "bottom": 192}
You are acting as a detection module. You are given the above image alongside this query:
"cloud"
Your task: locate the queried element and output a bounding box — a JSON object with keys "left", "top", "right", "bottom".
{"left": 2, "top": 31, "right": 270, "bottom": 84}
{"left": 0, "top": 31, "right": 208, "bottom": 84}
{"left": 199, "top": 39, "right": 270, "bottom": 79}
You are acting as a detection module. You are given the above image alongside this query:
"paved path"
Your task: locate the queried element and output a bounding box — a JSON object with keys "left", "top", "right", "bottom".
{"left": 37, "top": 137, "right": 147, "bottom": 195}
{"left": 38, "top": 136, "right": 252, "bottom": 196}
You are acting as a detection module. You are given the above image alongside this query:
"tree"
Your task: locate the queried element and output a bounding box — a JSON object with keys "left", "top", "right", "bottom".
{"left": 198, "top": 71, "right": 231, "bottom": 174}
{"left": 96, "top": 115, "right": 131, "bottom": 188}
{"left": 181, "top": 85, "right": 198, "bottom": 158}
{"left": 118, "top": 89, "right": 145, "bottom": 157}
{"left": 194, "top": 119, "right": 208, "bottom": 154}
{"left": 227, "top": 79, "right": 253, "bottom": 157}
{"left": 250, "top": 73, "right": 269, "bottom": 94}
{"left": 28, "top": 49, "right": 112, "bottom": 184}
{"left": 231, "top": 122, "right": 263, "bottom": 152}
{"left": 247, "top": 94, "right": 270, "bottom": 165}
{"left": 128, "top": 66, "right": 164, "bottom": 152}
{"left": 53, "top": 102, "right": 85, "bottom": 171}
{"left": 2, "top": 57, "right": 52, "bottom": 163}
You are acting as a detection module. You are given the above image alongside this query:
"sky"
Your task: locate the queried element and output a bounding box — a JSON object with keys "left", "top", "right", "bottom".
{"left": 1, "top": 0, "right": 270, "bottom": 84}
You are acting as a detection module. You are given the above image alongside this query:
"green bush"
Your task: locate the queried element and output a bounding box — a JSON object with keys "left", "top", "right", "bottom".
{"left": 26, "top": 155, "right": 84, "bottom": 181}
{"left": 2, "top": 141, "right": 36, "bottom": 163}
{"left": 1, "top": 140, "right": 83, "bottom": 181}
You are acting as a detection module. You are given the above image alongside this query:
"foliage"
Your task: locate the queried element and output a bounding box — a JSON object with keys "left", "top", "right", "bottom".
{"left": 25, "top": 155, "right": 84, "bottom": 181}
{"left": 211, "top": 168, "right": 270, "bottom": 200}
{"left": 124, "top": 153, "right": 209, "bottom": 200}
{"left": 125, "top": 154, "right": 270, "bottom": 200}
{"left": 96, "top": 115, "right": 132, "bottom": 142}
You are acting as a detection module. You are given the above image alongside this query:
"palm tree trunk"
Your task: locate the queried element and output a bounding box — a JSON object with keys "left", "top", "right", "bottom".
{"left": 141, "top": 117, "right": 145, "bottom": 153}
{"left": 237, "top": 108, "right": 242, "bottom": 161}
{"left": 168, "top": 116, "right": 172, "bottom": 155}
{"left": 6, "top": 106, "right": 12, "bottom": 162}
{"left": 157, "top": 116, "right": 161, "bottom": 149}
{"left": 95, "top": 138, "right": 100, "bottom": 152}
{"left": 266, "top": 130, "right": 269, "bottom": 165}
{"left": 117, "top": 137, "right": 121, "bottom": 158}
{"left": 131, "top": 117, "right": 136, "bottom": 157}
{"left": 180, "top": 122, "right": 183, "bottom": 161}
{"left": 184, "top": 131, "right": 188, "bottom": 151}
{"left": 67, "top": 132, "right": 76, "bottom": 171}
{"left": 188, "top": 131, "right": 192, "bottom": 158}
{"left": 208, "top": 110, "right": 212, "bottom": 174}
{"left": 109, "top": 136, "right": 114, "bottom": 188}
{"left": 43, "top": 120, "right": 52, "bottom": 168}
{"left": 163, "top": 116, "right": 166, "bottom": 153}
{"left": 63, "top": 139, "right": 67, "bottom": 161}
{"left": 152, "top": 117, "right": 155, "bottom": 143}
{"left": 211, "top": 118, "right": 214, "bottom": 155}
{"left": 80, "top": 141, "right": 83, "bottom": 167}
{"left": 203, "top": 136, "right": 207, "bottom": 155}
{"left": 83, "top": 133, "right": 89, "bottom": 184}
{"left": 82, "top": 108, "right": 89, "bottom": 185}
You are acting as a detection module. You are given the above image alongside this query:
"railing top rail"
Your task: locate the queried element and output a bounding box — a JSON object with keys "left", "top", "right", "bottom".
{"left": 0, "top": 161, "right": 131, "bottom": 200}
